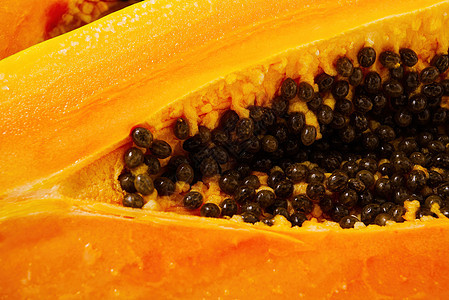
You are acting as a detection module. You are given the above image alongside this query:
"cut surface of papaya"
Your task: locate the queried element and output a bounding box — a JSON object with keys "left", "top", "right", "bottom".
{"left": 1, "top": 199, "right": 449, "bottom": 298}
{"left": 2, "top": 0, "right": 449, "bottom": 297}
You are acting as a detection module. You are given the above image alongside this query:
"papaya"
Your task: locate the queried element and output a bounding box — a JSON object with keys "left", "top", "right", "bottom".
{"left": 0, "top": 0, "right": 140, "bottom": 59}
{"left": 2, "top": 0, "right": 449, "bottom": 297}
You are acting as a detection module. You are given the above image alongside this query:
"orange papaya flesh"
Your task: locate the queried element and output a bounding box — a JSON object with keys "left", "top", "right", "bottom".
{"left": 1, "top": 199, "right": 449, "bottom": 299}
{"left": 2, "top": 0, "right": 449, "bottom": 297}
{"left": 2, "top": 198, "right": 449, "bottom": 298}
{"left": 1, "top": 0, "right": 449, "bottom": 200}
{"left": 0, "top": 0, "right": 140, "bottom": 60}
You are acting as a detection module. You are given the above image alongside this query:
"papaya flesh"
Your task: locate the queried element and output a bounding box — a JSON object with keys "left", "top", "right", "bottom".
{"left": 2, "top": 198, "right": 449, "bottom": 298}
{"left": 0, "top": 0, "right": 140, "bottom": 60}
{"left": 2, "top": 0, "right": 449, "bottom": 297}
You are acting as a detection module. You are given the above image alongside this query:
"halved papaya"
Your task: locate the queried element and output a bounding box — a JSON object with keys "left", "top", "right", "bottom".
{"left": 2, "top": 0, "right": 449, "bottom": 297}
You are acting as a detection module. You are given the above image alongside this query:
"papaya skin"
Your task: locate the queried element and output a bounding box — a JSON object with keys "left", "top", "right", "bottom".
{"left": 1, "top": 199, "right": 449, "bottom": 298}
{"left": 2, "top": 0, "right": 449, "bottom": 297}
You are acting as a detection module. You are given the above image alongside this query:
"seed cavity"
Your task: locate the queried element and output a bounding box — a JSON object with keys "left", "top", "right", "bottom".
{"left": 117, "top": 45, "right": 449, "bottom": 230}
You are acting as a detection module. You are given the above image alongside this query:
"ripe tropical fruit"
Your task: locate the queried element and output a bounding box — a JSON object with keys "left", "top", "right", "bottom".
{"left": 2, "top": 0, "right": 449, "bottom": 298}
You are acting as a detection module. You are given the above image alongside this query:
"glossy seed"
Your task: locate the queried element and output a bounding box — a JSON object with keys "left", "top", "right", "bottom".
{"left": 306, "top": 183, "right": 325, "bottom": 201}
{"left": 236, "top": 118, "right": 254, "bottom": 140}
{"left": 131, "top": 127, "right": 153, "bottom": 148}
{"left": 390, "top": 66, "right": 404, "bottom": 80}
{"left": 348, "top": 67, "right": 363, "bottom": 86}
{"left": 241, "top": 202, "right": 262, "bottom": 217}
{"left": 154, "top": 177, "right": 175, "bottom": 196}
{"left": 399, "top": 48, "right": 418, "bottom": 67}
{"left": 176, "top": 163, "right": 194, "bottom": 184}
{"left": 219, "top": 172, "right": 240, "bottom": 194}
{"left": 219, "top": 110, "right": 239, "bottom": 132}
{"left": 374, "top": 213, "right": 393, "bottom": 226}
{"left": 420, "top": 66, "right": 440, "bottom": 84}
{"left": 357, "top": 47, "right": 376, "bottom": 68}
{"left": 356, "top": 170, "right": 375, "bottom": 189}
{"left": 361, "top": 203, "right": 381, "bottom": 225}
{"left": 297, "top": 82, "right": 315, "bottom": 102}
{"left": 124, "top": 147, "right": 144, "bottom": 169}
{"left": 143, "top": 155, "right": 160, "bottom": 175}
{"left": 351, "top": 112, "right": 368, "bottom": 132}
{"left": 335, "top": 99, "right": 353, "bottom": 116}
{"left": 234, "top": 185, "right": 256, "bottom": 204}
{"left": 240, "top": 175, "right": 259, "bottom": 190}
{"left": 307, "top": 94, "right": 323, "bottom": 112}
{"left": 134, "top": 173, "right": 154, "bottom": 195}
{"left": 287, "top": 112, "right": 306, "bottom": 135}
{"left": 425, "top": 195, "right": 443, "bottom": 210}
{"left": 330, "top": 112, "right": 347, "bottom": 129}
{"left": 197, "top": 126, "right": 212, "bottom": 145}
{"left": 242, "top": 212, "right": 259, "bottom": 224}
{"left": 340, "top": 125, "right": 356, "bottom": 144}
{"left": 331, "top": 204, "right": 350, "bottom": 222}
{"left": 248, "top": 105, "right": 265, "bottom": 122}
{"left": 211, "top": 146, "right": 230, "bottom": 164}
{"left": 332, "top": 80, "right": 349, "bottom": 99}
{"left": 388, "top": 205, "right": 405, "bottom": 223}
{"left": 364, "top": 71, "right": 382, "bottom": 94}
{"left": 150, "top": 140, "right": 172, "bottom": 159}
{"left": 274, "top": 179, "right": 294, "bottom": 199}
{"left": 354, "top": 95, "right": 374, "bottom": 113}
{"left": 379, "top": 51, "right": 401, "bottom": 69}
{"left": 183, "top": 191, "right": 203, "bottom": 210}
{"left": 123, "top": 193, "right": 144, "bottom": 209}
{"left": 422, "top": 83, "right": 443, "bottom": 98}
{"left": 336, "top": 57, "right": 354, "bottom": 77}
{"left": 255, "top": 189, "right": 276, "bottom": 209}
{"left": 383, "top": 79, "right": 404, "bottom": 98}
{"left": 118, "top": 172, "right": 136, "bottom": 193}
{"left": 339, "top": 215, "right": 359, "bottom": 229}
{"left": 200, "top": 203, "right": 221, "bottom": 218}
{"left": 408, "top": 94, "right": 427, "bottom": 113}
{"left": 326, "top": 171, "right": 349, "bottom": 192}
{"left": 291, "top": 195, "right": 314, "bottom": 214}
{"left": 315, "top": 73, "right": 334, "bottom": 92}
{"left": 301, "top": 125, "right": 317, "bottom": 146}
{"left": 183, "top": 135, "right": 205, "bottom": 153}
{"left": 261, "top": 135, "right": 278, "bottom": 153}
{"left": 431, "top": 54, "right": 449, "bottom": 73}
{"left": 348, "top": 178, "right": 365, "bottom": 193}
{"left": 402, "top": 72, "right": 419, "bottom": 95}
{"left": 199, "top": 157, "right": 219, "bottom": 177}
{"left": 285, "top": 163, "right": 309, "bottom": 183}
{"left": 317, "top": 105, "right": 334, "bottom": 125}
{"left": 376, "top": 125, "right": 396, "bottom": 142}
{"left": 339, "top": 189, "right": 358, "bottom": 208}
{"left": 394, "top": 109, "right": 413, "bottom": 128}
{"left": 173, "top": 118, "right": 190, "bottom": 140}
{"left": 281, "top": 78, "right": 297, "bottom": 100}
{"left": 221, "top": 198, "right": 238, "bottom": 217}
{"left": 289, "top": 212, "right": 308, "bottom": 227}
{"left": 273, "top": 207, "right": 289, "bottom": 219}
{"left": 374, "top": 178, "right": 391, "bottom": 198}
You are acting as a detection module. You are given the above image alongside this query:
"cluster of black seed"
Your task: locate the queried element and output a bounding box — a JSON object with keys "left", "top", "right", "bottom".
{"left": 119, "top": 46, "right": 449, "bottom": 228}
